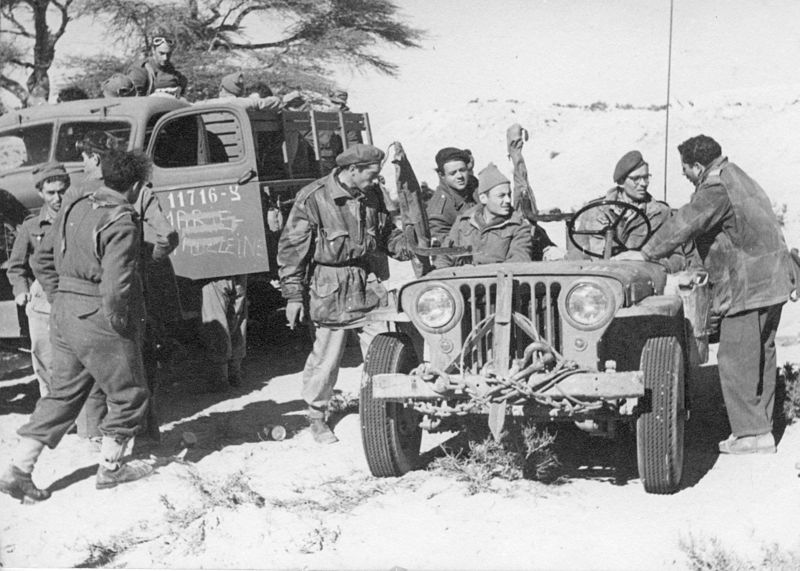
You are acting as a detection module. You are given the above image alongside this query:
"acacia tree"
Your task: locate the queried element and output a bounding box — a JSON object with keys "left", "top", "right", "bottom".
{"left": 73, "top": 0, "right": 423, "bottom": 98}
{"left": 0, "top": 0, "right": 74, "bottom": 103}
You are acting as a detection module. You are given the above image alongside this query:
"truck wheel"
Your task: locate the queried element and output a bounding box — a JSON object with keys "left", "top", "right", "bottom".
{"left": 636, "top": 335, "right": 685, "bottom": 494}
{"left": 360, "top": 333, "right": 422, "bottom": 477}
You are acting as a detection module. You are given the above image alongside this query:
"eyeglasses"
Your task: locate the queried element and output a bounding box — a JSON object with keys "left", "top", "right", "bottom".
{"left": 152, "top": 36, "right": 175, "bottom": 47}
{"left": 627, "top": 174, "right": 652, "bottom": 184}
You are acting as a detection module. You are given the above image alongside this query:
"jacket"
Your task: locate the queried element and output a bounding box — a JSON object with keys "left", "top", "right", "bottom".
{"left": 435, "top": 205, "right": 533, "bottom": 268}
{"left": 277, "top": 171, "right": 409, "bottom": 325}
{"left": 5, "top": 208, "right": 55, "bottom": 314}
{"left": 32, "top": 187, "right": 143, "bottom": 335}
{"left": 642, "top": 156, "right": 793, "bottom": 315}
{"left": 426, "top": 180, "right": 477, "bottom": 241}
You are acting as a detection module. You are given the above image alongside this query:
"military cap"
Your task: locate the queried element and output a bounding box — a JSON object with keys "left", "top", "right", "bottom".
{"left": 329, "top": 89, "right": 348, "bottom": 104}
{"left": 32, "top": 161, "right": 69, "bottom": 188}
{"left": 435, "top": 147, "right": 471, "bottom": 171}
{"left": 613, "top": 150, "right": 647, "bottom": 184}
{"left": 102, "top": 73, "right": 136, "bottom": 98}
{"left": 220, "top": 72, "right": 245, "bottom": 97}
{"left": 335, "top": 144, "right": 385, "bottom": 168}
{"left": 477, "top": 163, "right": 509, "bottom": 195}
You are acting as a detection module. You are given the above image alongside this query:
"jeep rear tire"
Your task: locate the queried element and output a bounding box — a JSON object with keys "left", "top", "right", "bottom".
{"left": 636, "top": 335, "right": 685, "bottom": 494}
{"left": 360, "top": 333, "right": 422, "bottom": 477}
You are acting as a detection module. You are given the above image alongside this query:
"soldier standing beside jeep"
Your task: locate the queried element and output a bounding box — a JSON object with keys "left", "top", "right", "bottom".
{"left": 6, "top": 162, "right": 70, "bottom": 398}
{"left": 615, "top": 135, "right": 794, "bottom": 454}
{"left": 435, "top": 163, "right": 533, "bottom": 268}
{"left": 278, "top": 144, "right": 410, "bottom": 444}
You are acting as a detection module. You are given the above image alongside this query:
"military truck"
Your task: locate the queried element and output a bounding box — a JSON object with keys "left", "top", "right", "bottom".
{"left": 0, "top": 96, "right": 373, "bottom": 336}
{"left": 359, "top": 199, "right": 711, "bottom": 495}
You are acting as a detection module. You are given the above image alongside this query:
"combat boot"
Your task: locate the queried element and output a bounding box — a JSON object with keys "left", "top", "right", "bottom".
{"left": 96, "top": 460, "right": 155, "bottom": 490}
{"left": 309, "top": 418, "right": 339, "bottom": 444}
{"left": 0, "top": 464, "right": 51, "bottom": 502}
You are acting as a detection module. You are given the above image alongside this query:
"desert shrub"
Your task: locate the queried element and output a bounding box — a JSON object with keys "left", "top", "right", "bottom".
{"left": 778, "top": 363, "right": 800, "bottom": 423}
{"left": 680, "top": 534, "right": 800, "bottom": 571}
{"left": 587, "top": 101, "right": 608, "bottom": 112}
{"left": 428, "top": 423, "right": 563, "bottom": 494}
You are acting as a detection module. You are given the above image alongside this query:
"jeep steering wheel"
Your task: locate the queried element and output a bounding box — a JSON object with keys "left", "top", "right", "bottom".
{"left": 567, "top": 200, "right": 653, "bottom": 259}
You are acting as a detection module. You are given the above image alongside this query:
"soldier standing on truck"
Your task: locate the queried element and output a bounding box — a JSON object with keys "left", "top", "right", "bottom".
{"left": 615, "top": 135, "right": 794, "bottom": 454}
{"left": 0, "top": 151, "right": 155, "bottom": 502}
{"left": 435, "top": 163, "right": 533, "bottom": 268}
{"left": 127, "top": 31, "right": 187, "bottom": 97}
{"left": 6, "top": 163, "right": 70, "bottom": 399}
{"left": 278, "top": 144, "right": 411, "bottom": 444}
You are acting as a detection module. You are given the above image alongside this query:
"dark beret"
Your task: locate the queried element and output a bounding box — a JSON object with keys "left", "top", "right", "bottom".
{"left": 32, "top": 161, "right": 69, "bottom": 187}
{"left": 613, "top": 150, "right": 646, "bottom": 184}
{"left": 435, "top": 147, "right": 470, "bottom": 171}
{"left": 335, "top": 144, "right": 385, "bottom": 168}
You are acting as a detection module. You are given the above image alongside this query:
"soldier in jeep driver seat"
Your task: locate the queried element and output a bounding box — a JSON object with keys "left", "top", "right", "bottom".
{"left": 435, "top": 163, "right": 534, "bottom": 268}
{"left": 278, "top": 144, "right": 411, "bottom": 444}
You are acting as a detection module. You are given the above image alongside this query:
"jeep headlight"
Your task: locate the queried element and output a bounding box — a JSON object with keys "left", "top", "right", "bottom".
{"left": 416, "top": 286, "right": 456, "bottom": 329}
{"left": 565, "top": 282, "right": 614, "bottom": 328}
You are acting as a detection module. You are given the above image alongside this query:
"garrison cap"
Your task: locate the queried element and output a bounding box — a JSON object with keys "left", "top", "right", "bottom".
{"left": 335, "top": 144, "right": 385, "bottom": 168}
{"left": 613, "top": 150, "right": 647, "bottom": 184}
{"left": 102, "top": 73, "right": 136, "bottom": 97}
{"left": 220, "top": 72, "right": 245, "bottom": 97}
{"left": 32, "top": 161, "right": 69, "bottom": 188}
{"left": 435, "top": 147, "right": 470, "bottom": 171}
{"left": 476, "top": 163, "right": 509, "bottom": 195}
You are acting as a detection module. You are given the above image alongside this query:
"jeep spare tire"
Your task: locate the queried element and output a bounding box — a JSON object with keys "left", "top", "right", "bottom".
{"left": 636, "top": 335, "right": 685, "bottom": 494}
{"left": 360, "top": 333, "right": 422, "bottom": 477}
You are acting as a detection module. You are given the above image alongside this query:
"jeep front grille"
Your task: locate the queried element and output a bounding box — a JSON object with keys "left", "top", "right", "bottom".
{"left": 459, "top": 278, "right": 562, "bottom": 371}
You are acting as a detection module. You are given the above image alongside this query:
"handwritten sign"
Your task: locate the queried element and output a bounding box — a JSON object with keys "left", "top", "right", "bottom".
{"left": 157, "top": 182, "right": 270, "bottom": 280}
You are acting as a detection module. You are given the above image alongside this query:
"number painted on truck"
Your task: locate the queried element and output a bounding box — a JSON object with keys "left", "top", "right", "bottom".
{"left": 166, "top": 185, "right": 240, "bottom": 210}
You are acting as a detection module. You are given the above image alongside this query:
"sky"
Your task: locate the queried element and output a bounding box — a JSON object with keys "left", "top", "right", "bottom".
{"left": 11, "top": 0, "right": 800, "bottom": 126}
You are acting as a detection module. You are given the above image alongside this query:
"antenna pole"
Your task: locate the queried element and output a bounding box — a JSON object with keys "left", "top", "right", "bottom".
{"left": 663, "top": 0, "right": 675, "bottom": 202}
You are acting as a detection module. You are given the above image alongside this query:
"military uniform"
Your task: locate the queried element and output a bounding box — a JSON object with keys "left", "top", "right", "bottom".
{"left": 435, "top": 206, "right": 533, "bottom": 268}
{"left": 22, "top": 187, "right": 147, "bottom": 448}
{"left": 6, "top": 209, "right": 56, "bottom": 396}
{"left": 426, "top": 180, "right": 478, "bottom": 242}
{"left": 199, "top": 275, "right": 248, "bottom": 389}
{"left": 278, "top": 148, "right": 408, "bottom": 417}
{"left": 642, "top": 155, "right": 794, "bottom": 440}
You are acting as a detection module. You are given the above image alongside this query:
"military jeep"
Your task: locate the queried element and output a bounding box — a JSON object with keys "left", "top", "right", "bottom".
{"left": 359, "top": 200, "right": 710, "bottom": 495}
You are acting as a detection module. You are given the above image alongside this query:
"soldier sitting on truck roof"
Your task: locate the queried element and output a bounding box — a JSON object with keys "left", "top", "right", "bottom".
{"left": 127, "top": 31, "right": 188, "bottom": 97}
{"left": 435, "top": 163, "right": 534, "bottom": 268}
{"left": 208, "top": 71, "right": 283, "bottom": 112}
{"left": 101, "top": 73, "right": 137, "bottom": 98}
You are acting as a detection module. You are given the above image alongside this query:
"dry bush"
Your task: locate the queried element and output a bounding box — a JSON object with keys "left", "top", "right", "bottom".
{"left": 778, "top": 363, "right": 800, "bottom": 423}
{"left": 428, "top": 423, "right": 564, "bottom": 494}
{"left": 680, "top": 534, "right": 800, "bottom": 571}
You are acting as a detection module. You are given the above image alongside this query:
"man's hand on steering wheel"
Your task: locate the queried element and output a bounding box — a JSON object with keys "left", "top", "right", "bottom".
{"left": 567, "top": 200, "right": 652, "bottom": 259}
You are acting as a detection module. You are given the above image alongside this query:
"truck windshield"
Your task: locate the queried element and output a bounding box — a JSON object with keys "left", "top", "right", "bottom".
{"left": 55, "top": 121, "right": 132, "bottom": 162}
{"left": 0, "top": 123, "right": 53, "bottom": 169}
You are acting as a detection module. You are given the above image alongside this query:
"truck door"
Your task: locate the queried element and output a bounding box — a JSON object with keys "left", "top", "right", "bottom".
{"left": 147, "top": 106, "right": 268, "bottom": 280}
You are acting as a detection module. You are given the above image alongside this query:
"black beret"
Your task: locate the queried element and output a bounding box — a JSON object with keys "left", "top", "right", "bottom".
{"left": 435, "top": 147, "right": 470, "bottom": 171}
{"left": 613, "top": 150, "right": 646, "bottom": 184}
{"left": 335, "top": 143, "right": 385, "bottom": 167}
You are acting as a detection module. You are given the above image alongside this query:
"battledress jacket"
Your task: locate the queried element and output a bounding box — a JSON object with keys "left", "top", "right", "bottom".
{"left": 277, "top": 171, "right": 409, "bottom": 326}
{"left": 435, "top": 205, "right": 534, "bottom": 268}
{"left": 642, "top": 156, "right": 794, "bottom": 316}
{"left": 426, "top": 180, "right": 478, "bottom": 242}
{"left": 5, "top": 209, "right": 54, "bottom": 314}
{"left": 32, "top": 187, "right": 144, "bottom": 335}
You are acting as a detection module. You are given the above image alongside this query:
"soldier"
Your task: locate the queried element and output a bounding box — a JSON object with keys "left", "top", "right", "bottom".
{"left": 127, "top": 32, "right": 187, "bottom": 97}
{"left": 278, "top": 143, "right": 410, "bottom": 444}
{"left": 101, "top": 73, "right": 137, "bottom": 98}
{"left": 0, "top": 151, "right": 154, "bottom": 501}
{"left": 435, "top": 163, "right": 533, "bottom": 268}
{"left": 426, "top": 147, "right": 480, "bottom": 242}
{"left": 212, "top": 71, "right": 282, "bottom": 111}
{"left": 616, "top": 135, "right": 794, "bottom": 454}
{"left": 6, "top": 163, "right": 70, "bottom": 398}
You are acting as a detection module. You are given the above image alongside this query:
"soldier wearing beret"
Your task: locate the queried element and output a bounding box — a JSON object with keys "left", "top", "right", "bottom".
{"left": 1, "top": 151, "right": 155, "bottom": 501}
{"left": 426, "top": 147, "right": 480, "bottom": 242}
{"left": 435, "top": 163, "right": 534, "bottom": 268}
{"left": 6, "top": 162, "right": 70, "bottom": 398}
{"left": 278, "top": 143, "right": 411, "bottom": 443}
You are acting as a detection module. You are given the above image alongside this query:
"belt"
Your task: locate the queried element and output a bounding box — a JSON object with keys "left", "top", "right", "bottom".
{"left": 57, "top": 276, "right": 101, "bottom": 296}
{"left": 315, "top": 258, "right": 366, "bottom": 268}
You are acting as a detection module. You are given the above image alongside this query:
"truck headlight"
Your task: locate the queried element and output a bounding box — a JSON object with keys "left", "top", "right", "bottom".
{"left": 565, "top": 282, "right": 614, "bottom": 328}
{"left": 416, "top": 286, "right": 456, "bottom": 329}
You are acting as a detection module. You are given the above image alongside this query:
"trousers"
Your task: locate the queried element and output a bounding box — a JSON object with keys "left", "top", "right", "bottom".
{"left": 200, "top": 276, "right": 247, "bottom": 366}
{"left": 18, "top": 293, "right": 148, "bottom": 448}
{"left": 302, "top": 321, "right": 385, "bottom": 413}
{"left": 717, "top": 303, "right": 783, "bottom": 437}
{"left": 26, "top": 303, "right": 51, "bottom": 398}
